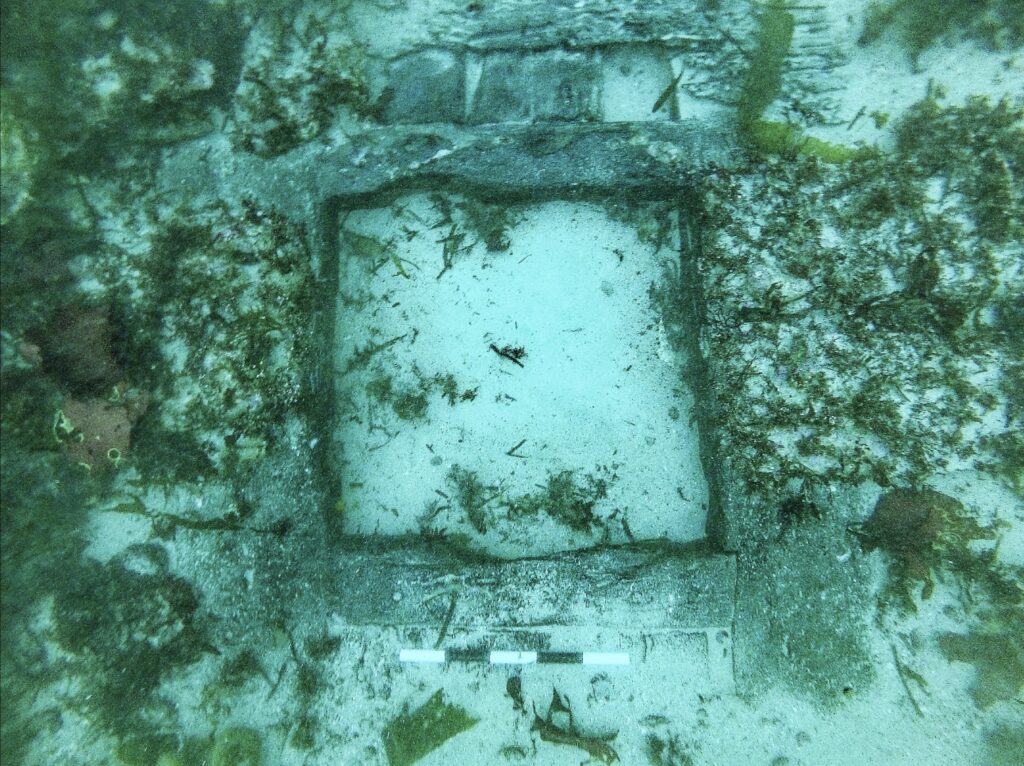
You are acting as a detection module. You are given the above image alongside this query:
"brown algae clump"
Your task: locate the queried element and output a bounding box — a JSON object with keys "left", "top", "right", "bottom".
{"left": 856, "top": 488, "right": 994, "bottom": 603}
{"left": 383, "top": 690, "right": 478, "bottom": 766}
{"left": 858, "top": 489, "right": 953, "bottom": 556}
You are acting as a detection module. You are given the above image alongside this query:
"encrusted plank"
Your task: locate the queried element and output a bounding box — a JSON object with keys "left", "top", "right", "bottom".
{"left": 329, "top": 542, "right": 736, "bottom": 630}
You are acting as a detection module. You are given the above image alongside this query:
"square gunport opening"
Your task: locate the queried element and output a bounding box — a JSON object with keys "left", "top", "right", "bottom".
{"left": 333, "top": 192, "right": 708, "bottom": 558}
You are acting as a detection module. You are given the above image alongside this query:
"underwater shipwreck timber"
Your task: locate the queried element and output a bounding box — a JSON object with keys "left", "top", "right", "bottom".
{"left": 1, "top": 1, "right": 1022, "bottom": 765}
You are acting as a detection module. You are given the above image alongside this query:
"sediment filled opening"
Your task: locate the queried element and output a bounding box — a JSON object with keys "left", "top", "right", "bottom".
{"left": 333, "top": 192, "right": 707, "bottom": 557}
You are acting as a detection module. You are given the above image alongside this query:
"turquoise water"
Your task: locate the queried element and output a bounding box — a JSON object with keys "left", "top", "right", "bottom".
{"left": 2, "top": 2, "right": 1022, "bottom": 764}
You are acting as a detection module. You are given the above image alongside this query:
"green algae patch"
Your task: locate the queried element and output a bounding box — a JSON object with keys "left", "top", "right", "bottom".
{"left": 934, "top": 554, "right": 1024, "bottom": 710}
{"left": 745, "top": 119, "right": 865, "bottom": 163}
{"left": 383, "top": 690, "right": 478, "bottom": 766}
{"left": 506, "top": 468, "right": 610, "bottom": 532}
{"left": 736, "top": 4, "right": 859, "bottom": 163}
{"left": 859, "top": 0, "right": 1024, "bottom": 62}
{"left": 985, "top": 718, "right": 1024, "bottom": 766}
{"left": 938, "top": 630, "right": 1024, "bottom": 709}
{"left": 699, "top": 95, "right": 1023, "bottom": 506}
{"left": 894, "top": 95, "right": 1024, "bottom": 243}
{"left": 737, "top": 4, "right": 795, "bottom": 128}
{"left": 210, "top": 727, "right": 262, "bottom": 766}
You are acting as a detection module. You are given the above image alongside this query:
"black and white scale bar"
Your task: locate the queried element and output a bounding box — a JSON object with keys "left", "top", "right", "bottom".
{"left": 399, "top": 649, "right": 629, "bottom": 666}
